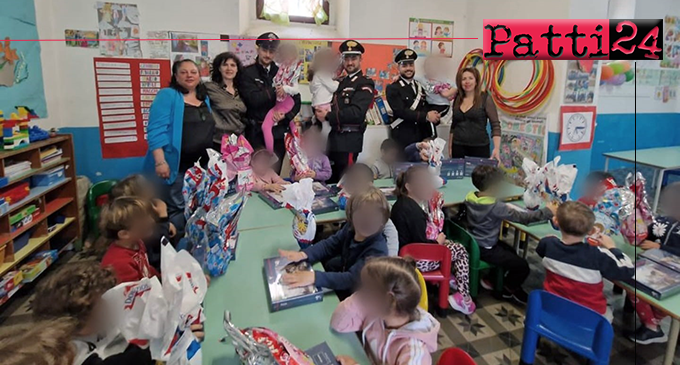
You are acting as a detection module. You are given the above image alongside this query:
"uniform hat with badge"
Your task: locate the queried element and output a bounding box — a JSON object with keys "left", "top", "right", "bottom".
{"left": 339, "top": 40, "right": 365, "bottom": 56}
{"left": 255, "top": 32, "right": 280, "bottom": 50}
{"left": 395, "top": 49, "right": 418, "bottom": 64}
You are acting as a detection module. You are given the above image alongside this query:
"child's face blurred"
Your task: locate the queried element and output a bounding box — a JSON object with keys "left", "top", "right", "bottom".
{"left": 251, "top": 153, "right": 272, "bottom": 176}
{"left": 119, "top": 214, "right": 155, "bottom": 242}
{"left": 343, "top": 176, "right": 372, "bottom": 196}
{"left": 302, "top": 129, "right": 323, "bottom": 156}
{"left": 381, "top": 149, "right": 399, "bottom": 165}
{"left": 352, "top": 203, "right": 386, "bottom": 238}
{"left": 407, "top": 170, "right": 435, "bottom": 202}
{"left": 78, "top": 299, "right": 110, "bottom": 336}
{"left": 279, "top": 45, "right": 298, "bottom": 64}
{"left": 357, "top": 271, "right": 391, "bottom": 318}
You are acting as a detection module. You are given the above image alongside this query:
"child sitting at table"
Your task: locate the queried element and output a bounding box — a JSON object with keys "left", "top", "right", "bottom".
{"left": 404, "top": 138, "right": 433, "bottom": 163}
{"left": 340, "top": 163, "right": 399, "bottom": 256}
{"left": 537, "top": 201, "right": 635, "bottom": 322}
{"left": 330, "top": 256, "right": 440, "bottom": 365}
{"left": 278, "top": 187, "right": 389, "bottom": 294}
{"left": 251, "top": 148, "right": 289, "bottom": 193}
{"left": 292, "top": 120, "right": 332, "bottom": 183}
{"left": 32, "top": 261, "right": 155, "bottom": 365}
{"left": 465, "top": 165, "right": 557, "bottom": 305}
{"left": 98, "top": 196, "right": 159, "bottom": 283}
{"left": 630, "top": 182, "right": 680, "bottom": 344}
{"left": 371, "top": 138, "right": 400, "bottom": 179}
{"left": 390, "top": 165, "right": 474, "bottom": 314}
{"left": 110, "top": 174, "right": 175, "bottom": 270}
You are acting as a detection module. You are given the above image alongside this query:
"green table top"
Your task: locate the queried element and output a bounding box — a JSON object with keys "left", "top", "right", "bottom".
{"left": 202, "top": 226, "right": 370, "bottom": 364}
{"left": 505, "top": 205, "right": 680, "bottom": 319}
{"left": 238, "top": 178, "right": 524, "bottom": 232}
{"left": 603, "top": 146, "right": 680, "bottom": 170}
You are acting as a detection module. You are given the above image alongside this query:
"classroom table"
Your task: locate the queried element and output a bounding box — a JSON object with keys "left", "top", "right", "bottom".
{"left": 202, "top": 226, "right": 371, "bottom": 365}
{"left": 505, "top": 217, "right": 680, "bottom": 365}
{"left": 237, "top": 177, "right": 524, "bottom": 232}
{"left": 603, "top": 146, "right": 680, "bottom": 212}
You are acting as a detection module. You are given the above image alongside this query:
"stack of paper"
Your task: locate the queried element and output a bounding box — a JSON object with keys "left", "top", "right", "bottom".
{"left": 40, "top": 147, "right": 63, "bottom": 164}
{"left": 5, "top": 161, "right": 32, "bottom": 179}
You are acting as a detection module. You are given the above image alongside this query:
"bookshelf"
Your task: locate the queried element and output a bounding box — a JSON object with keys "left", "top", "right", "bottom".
{"left": 0, "top": 135, "right": 80, "bottom": 305}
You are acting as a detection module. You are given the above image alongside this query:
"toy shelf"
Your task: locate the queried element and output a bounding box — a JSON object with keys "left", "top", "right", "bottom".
{"left": 0, "top": 135, "right": 81, "bottom": 302}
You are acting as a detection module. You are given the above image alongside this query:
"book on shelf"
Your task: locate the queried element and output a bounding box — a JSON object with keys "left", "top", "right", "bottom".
{"left": 40, "top": 147, "right": 63, "bottom": 163}
{"left": 4, "top": 161, "right": 32, "bottom": 179}
{"left": 264, "top": 257, "right": 323, "bottom": 312}
{"left": 634, "top": 258, "right": 680, "bottom": 300}
{"left": 306, "top": 342, "right": 340, "bottom": 365}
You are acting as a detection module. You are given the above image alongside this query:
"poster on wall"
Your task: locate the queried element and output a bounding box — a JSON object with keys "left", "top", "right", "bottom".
{"left": 331, "top": 42, "right": 405, "bottom": 96}
{"left": 498, "top": 114, "right": 547, "bottom": 185}
{"left": 563, "top": 60, "right": 597, "bottom": 104}
{"left": 65, "top": 29, "right": 99, "bottom": 48}
{"left": 407, "top": 18, "right": 454, "bottom": 58}
{"left": 145, "top": 31, "right": 170, "bottom": 59}
{"left": 97, "top": 2, "right": 142, "bottom": 57}
{"left": 662, "top": 15, "right": 680, "bottom": 69}
{"left": 0, "top": 0, "right": 48, "bottom": 117}
{"left": 228, "top": 35, "right": 258, "bottom": 66}
{"left": 93, "top": 57, "right": 171, "bottom": 159}
{"left": 559, "top": 105, "right": 596, "bottom": 151}
{"left": 298, "top": 40, "right": 331, "bottom": 84}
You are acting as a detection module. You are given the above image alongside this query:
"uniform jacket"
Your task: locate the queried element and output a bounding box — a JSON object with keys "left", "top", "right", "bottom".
{"left": 386, "top": 78, "right": 434, "bottom": 145}
{"left": 326, "top": 71, "right": 375, "bottom": 153}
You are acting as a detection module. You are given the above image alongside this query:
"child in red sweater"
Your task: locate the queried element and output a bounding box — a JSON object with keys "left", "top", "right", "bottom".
{"left": 99, "top": 196, "right": 159, "bottom": 283}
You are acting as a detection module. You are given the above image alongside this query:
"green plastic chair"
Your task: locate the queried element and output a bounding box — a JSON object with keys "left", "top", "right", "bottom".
{"left": 86, "top": 179, "right": 118, "bottom": 237}
{"left": 445, "top": 219, "right": 504, "bottom": 298}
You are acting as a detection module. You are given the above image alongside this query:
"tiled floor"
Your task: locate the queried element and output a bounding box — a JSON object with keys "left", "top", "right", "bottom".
{"left": 430, "top": 237, "right": 679, "bottom": 365}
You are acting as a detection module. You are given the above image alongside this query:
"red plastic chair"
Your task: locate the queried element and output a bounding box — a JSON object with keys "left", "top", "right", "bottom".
{"left": 399, "top": 243, "right": 451, "bottom": 314}
{"left": 437, "top": 347, "right": 477, "bottom": 365}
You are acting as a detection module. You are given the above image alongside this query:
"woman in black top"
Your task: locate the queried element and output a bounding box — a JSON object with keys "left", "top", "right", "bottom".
{"left": 390, "top": 165, "right": 475, "bottom": 314}
{"left": 449, "top": 67, "right": 501, "bottom": 160}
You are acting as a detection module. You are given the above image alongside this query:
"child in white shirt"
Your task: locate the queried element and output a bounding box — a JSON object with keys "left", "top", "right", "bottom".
{"left": 309, "top": 48, "right": 341, "bottom": 122}
{"left": 415, "top": 56, "right": 456, "bottom": 118}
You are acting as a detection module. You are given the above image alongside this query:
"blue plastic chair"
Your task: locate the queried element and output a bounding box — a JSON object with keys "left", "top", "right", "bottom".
{"left": 520, "top": 290, "right": 614, "bottom": 365}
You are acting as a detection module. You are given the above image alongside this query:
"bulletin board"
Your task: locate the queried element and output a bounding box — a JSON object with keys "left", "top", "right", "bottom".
{"left": 93, "top": 57, "right": 171, "bottom": 159}
{"left": 330, "top": 42, "right": 405, "bottom": 96}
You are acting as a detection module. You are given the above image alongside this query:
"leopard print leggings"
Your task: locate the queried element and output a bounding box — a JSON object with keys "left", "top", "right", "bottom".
{"left": 415, "top": 240, "right": 470, "bottom": 298}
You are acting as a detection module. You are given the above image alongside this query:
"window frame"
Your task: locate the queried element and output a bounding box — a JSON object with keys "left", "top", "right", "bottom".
{"left": 256, "top": 0, "right": 330, "bottom": 25}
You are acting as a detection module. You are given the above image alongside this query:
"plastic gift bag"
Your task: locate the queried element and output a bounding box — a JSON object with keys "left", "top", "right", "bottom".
{"left": 426, "top": 138, "right": 447, "bottom": 169}
{"left": 285, "top": 122, "right": 313, "bottom": 177}
{"left": 222, "top": 134, "right": 255, "bottom": 192}
{"left": 425, "top": 191, "right": 445, "bottom": 241}
{"left": 543, "top": 156, "right": 578, "bottom": 204}
{"left": 620, "top": 172, "right": 654, "bottom": 246}
{"left": 282, "top": 178, "right": 317, "bottom": 246}
{"left": 182, "top": 162, "right": 208, "bottom": 221}
{"left": 587, "top": 187, "right": 633, "bottom": 245}
{"left": 521, "top": 158, "right": 545, "bottom": 210}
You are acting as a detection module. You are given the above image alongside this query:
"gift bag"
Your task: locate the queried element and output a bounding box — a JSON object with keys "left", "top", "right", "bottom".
{"left": 282, "top": 178, "right": 317, "bottom": 246}
{"left": 222, "top": 134, "right": 255, "bottom": 192}
{"left": 620, "top": 172, "right": 654, "bottom": 246}
{"left": 285, "top": 122, "right": 313, "bottom": 177}
{"left": 543, "top": 156, "right": 578, "bottom": 204}
{"left": 182, "top": 163, "right": 208, "bottom": 221}
{"left": 587, "top": 187, "right": 633, "bottom": 245}
{"left": 425, "top": 191, "right": 445, "bottom": 241}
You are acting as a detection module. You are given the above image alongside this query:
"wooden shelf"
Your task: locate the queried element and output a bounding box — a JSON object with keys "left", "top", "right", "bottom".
{"left": 0, "top": 217, "right": 74, "bottom": 277}
{"left": 0, "top": 197, "right": 73, "bottom": 246}
{"left": 1, "top": 178, "right": 71, "bottom": 218}
{"left": 0, "top": 136, "right": 69, "bottom": 160}
{"left": 6, "top": 157, "right": 70, "bottom": 185}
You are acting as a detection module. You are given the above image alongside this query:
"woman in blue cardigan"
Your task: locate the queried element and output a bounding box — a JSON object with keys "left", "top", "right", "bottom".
{"left": 146, "top": 59, "right": 214, "bottom": 233}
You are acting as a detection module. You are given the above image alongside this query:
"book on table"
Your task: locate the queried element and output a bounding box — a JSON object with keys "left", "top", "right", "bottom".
{"left": 311, "top": 196, "right": 339, "bottom": 215}
{"left": 640, "top": 249, "right": 680, "bottom": 273}
{"left": 634, "top": 255, "right": 680, "bottom": 300}
{"left": 440, "top": 158, "right": 465, "bottom": 180}
{"left": 264, "top": 257, "right": 323, "bottom": 312}
{"left": 379, "top": 187, "right": 397, "bottom": 201}
{"left": 464, "top": 157, "right": 498, "bottom": 177}
{"left": 306, "top": 342, "right": 340, "bottom": 365}
{"left": 259, "top": 190, "right": 285, "bottom": 209}
{"left": 312, "top": 182, "right": 333, "bottom": 197}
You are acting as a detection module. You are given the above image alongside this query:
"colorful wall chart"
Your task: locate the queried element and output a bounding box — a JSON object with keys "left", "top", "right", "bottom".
{"left": 0, "top": 0, "right": 48, "bottom": 117}
{"left": 563, "top": 60, "right": 598, "bottom": 104}
{"left": 297, "top": 40, "right": 331, "bottom": 84}
{"left": 93, "top": 57, "right": 171, "bottom": 159}
{"left": 331, "top": 42, "right": 405, "bottom": 96}
{"left": 662, "top": 15, "right": 680, "bottom": 69}
{"left": 97, "top": 2, "right": 142, "bottom": 57}
{"left": 408, "top": 18, "right": 454, "bottom": 57}
{"left": 498, "top": 114, "right": 547, "bottom": 185}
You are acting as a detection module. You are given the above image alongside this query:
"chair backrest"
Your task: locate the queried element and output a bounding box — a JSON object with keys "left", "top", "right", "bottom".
{"left": 445, "top": 220, "right": 481, "bottom": 264}
{"left": 525, "top": 290, "right": 614, "bottom": 361}
{"left": 86, "top": 179, "right": 118, "bottom": 234}
{"left": 399, "top": 243, "right": 452, "bottom": 277}
{"left": 415, "top": 269, "right": 428, "bottom": 311}
{"left": 437, "top": 347, "right": 477, "bottom": 365}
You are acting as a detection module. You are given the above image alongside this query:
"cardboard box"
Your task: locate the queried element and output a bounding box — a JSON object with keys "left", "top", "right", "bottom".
{"left": 264, "top": 257, "right": 323, "bottom": 312}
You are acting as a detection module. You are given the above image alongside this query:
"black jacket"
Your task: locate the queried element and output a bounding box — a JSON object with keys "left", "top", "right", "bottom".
{"left": 327, "top": 71, "right": 375, "bottom": 153}
{"left": 240, "top": 58, "right": 301, "bottom": 138}
{"left": 390, "top": 195, "right": 437, "bottom": 249}
{"left": 386, "top": 78, "right": 434, "bottom": 146}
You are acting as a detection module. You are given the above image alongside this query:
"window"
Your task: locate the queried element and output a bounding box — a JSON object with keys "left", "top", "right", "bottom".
{"left": 257, "top": 0, "right": 330, "bottom": 25}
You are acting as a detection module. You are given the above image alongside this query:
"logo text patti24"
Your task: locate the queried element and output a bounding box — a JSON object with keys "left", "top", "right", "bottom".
{"left": 483, "top": 19, "right": 663, "bottom": 60}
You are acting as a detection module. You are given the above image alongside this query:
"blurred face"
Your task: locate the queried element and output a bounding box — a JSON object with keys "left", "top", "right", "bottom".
{"left": 258, "top": 46, "right": 276, "bottom": 66}
{"left": 343, "top": 54, "right": 361, "bottom": 74}
{"left": 406, "top": 169, "right": 435, "bottom": 202}
{"left": 175, "top": 62, "right": 200, "bottom": 91}
{"left": 321, "top": 52, "right": 338, "bottom": 72}
{"left": 382, "top": 148, "right": 399, "bottom": 165}
{"left": 462, "top": 70, "right": 477, "bottom": 93}
{"left": 220, "top": 58, "right": 238, "bottom": 81}
{"left": 118, "top": 214, "right": 155, "bottom": 242}
{"left": 302, "top": 128, "right": 323, "bottom": 156}
{"left": 398, "top": 61, "right": 415, "bottom": 79}
{"left": 251, "top": 153, "right": 272, "bottom": 176}
{"left": 342, "top": 175, "right": 372, "bottom": 196}
{"left": 352, "top": 203, "right": 386, "bottom": 238}
{"left": 78, "top": 298, "right": 110, "bottom": 336}
{"left": 279, "top": 45, "right": 297, "bottom": 63}
{"left": 357, "top": 271, "right": 391, "bottom": 318}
